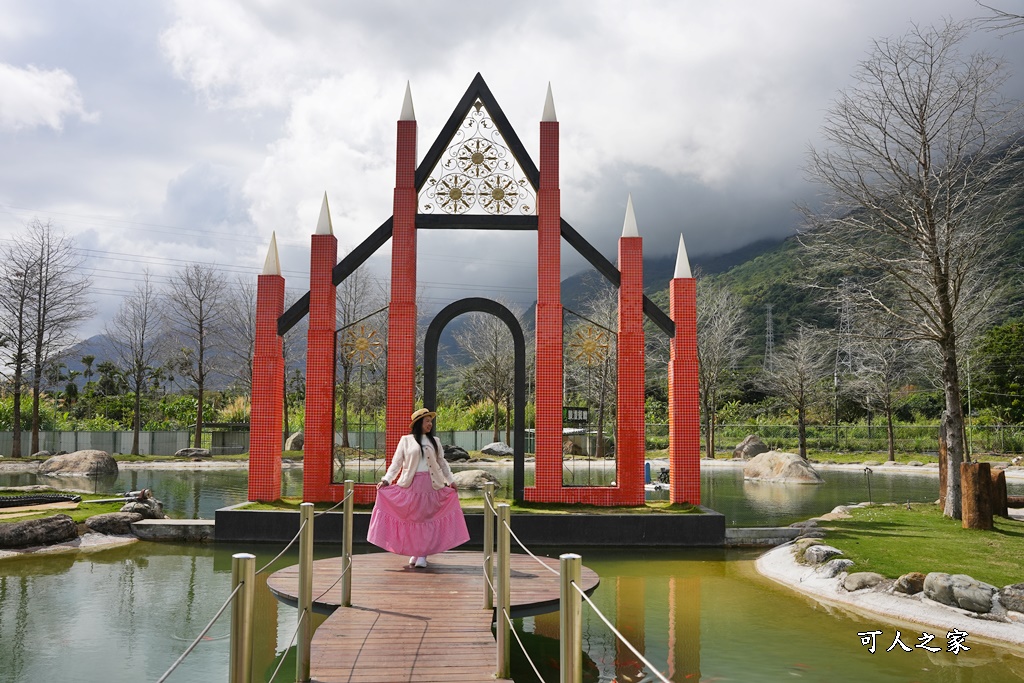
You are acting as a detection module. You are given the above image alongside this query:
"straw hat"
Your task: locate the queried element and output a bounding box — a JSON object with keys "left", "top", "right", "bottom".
{"left": 410, "top": 408, "right": 436, "bottom": 429}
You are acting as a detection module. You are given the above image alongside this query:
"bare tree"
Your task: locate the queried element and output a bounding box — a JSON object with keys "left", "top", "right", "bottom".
{"left": 696, "top": 277, "right": 747, "bottom": 459}
{"left": 455, "top": 305, "right": 521, "bottom": 443}
{"left": 335, "top": 267, "right": 386, "bottom": 447}
{"left": 978, "top": 3, "right": 1024, "bottom": 34}
{"left": 802, "top": 20, "right": 1024, "bottom": 517}
{"left": 761, "top": 325, "right": 831, "bottom": 459}
{"left": 221, "top": 276, "right": 257, "bottom": 394}
{"left": 107, "top": 272, "right": 164, "bottom": 455}
{"left": 564, "top": 282, "right": 618, "bottom": 457}
{"left": 0, "top": 237, "right": 39, "bottom": 457}
{"left": 165, "top": 263, "right": 228, "bottom": 448}
{"left": 23, "top": 220, "right": 92, "bottom": 453}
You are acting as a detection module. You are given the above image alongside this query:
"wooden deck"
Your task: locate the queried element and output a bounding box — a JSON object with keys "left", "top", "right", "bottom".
{"left": 267, "top": 551, "right": 600, "bottom": 683}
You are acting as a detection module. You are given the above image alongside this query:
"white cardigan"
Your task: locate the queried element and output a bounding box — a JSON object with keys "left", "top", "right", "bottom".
{"left": 382, "top": 433, "right": 455, "bottom": 490}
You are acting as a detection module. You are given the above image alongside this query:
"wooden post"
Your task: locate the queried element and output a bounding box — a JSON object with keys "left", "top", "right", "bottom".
{"left": 961, "top": 462, "right": 992, "bottom": 530}
{"left": 990, "top": 468, "right": 1008, "bottom": 518}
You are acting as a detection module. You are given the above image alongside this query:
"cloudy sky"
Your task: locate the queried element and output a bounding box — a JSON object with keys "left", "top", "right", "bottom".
{"left": 2, "top": 0, "right": 1022, "bottom": 337}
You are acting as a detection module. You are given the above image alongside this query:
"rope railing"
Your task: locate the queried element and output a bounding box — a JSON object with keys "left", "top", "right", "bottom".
{"left": 256, "top": 517, "right": 307, "bottom": 575}
{"left": 314, "top": 488, "right": 353, "bottom": 518}
{"left": 313, "top": 556, "right": 353, "bottom": 603}
{"left": 570, "top": 580, "right": 672, "bottom": 683}
{"left": 501, "top": 517, "right": 560, "bottom": 577}
{"left": 156, "top": 582, "right": 244, "bottom": 683}
{"left": 499, "top": 602, "right": 546, "bottom": 683}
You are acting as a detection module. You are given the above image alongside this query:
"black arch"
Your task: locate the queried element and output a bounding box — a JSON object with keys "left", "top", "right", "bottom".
{"left": 423, "top": 297, "right": 526, "bottom": 501}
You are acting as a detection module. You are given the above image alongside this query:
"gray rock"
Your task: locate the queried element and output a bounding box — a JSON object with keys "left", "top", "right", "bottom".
{"left": 733, "top": 435, "right": 770, "bottom": 459}
{"left": 0, "top": 514, "right": 78, "bottom": 548}
{"left": 31, "top": 450, "right": 52, "bottom": 458}
{"left": 907, "top": 461, "right": 924, "bottom": 467}
{"left": 894, "top": 572, "right": 926, "bottom": 595}
{"left": 844, "top": 572, "right": 885, "bottom": 591}
{"left": 443, "top": 445, "right": 470, "bottom": 462}
{"left": 38, "top": 450, "right": 118, "bottom": 477}
{"left": 999, "top": 583, "right": 1024, "bottom": 613}
{"left": 803, "top": 544, "right": 843, "bottom": 565}
{"left": 481, "top": 442, "right": 513, "bottom": 457}
{"left": 924, "top": 572, "right": 956, "bottom": 607}
{"left": 452, "top": 469, "right": 500, "bottom": 489}
{"left": 950, "top": 574, "right": 996, "bottom": 614}
{"left": 121, "top": 496, "right": 166, "bottom": 519}
{"left": 789, "top": 520, "right": 819, "bottom": 528}
{"left": 817, "top": 559, "right": 854, "bottom": 578}
{"left": 284, "top": 431, "right": 304, "bottom": 451}
{"left": 743, "top": 451, "right": 824, "bottom": 484}
{"left": 174, "top": 448, "right": 210, "bottom": 458}
{"left": 85, "top": 512, "right": 144, "bottom": 535}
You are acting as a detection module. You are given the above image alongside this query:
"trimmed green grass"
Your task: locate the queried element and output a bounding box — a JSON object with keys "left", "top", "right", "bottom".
{"left": 820, "top": 503, "right": 1024, "bottom": 587}
{"left": 0, "top": 493, "right": 130, "bottom": 525}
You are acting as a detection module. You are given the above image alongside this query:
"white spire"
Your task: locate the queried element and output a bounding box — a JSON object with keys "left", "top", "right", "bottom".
{"left": 674, "top": 234, "right": 692, "bottom": 279}
{"left": 542, "top": 82, "right": 557, "bottom": 122}
{"left": 262, "top": 232, "right": 281, "bottom": 275}
{"left": 400, "top": 81, "right": 416, "bottom": 121}
{"left": 621, "top": 194, "right": 639, "bottom": 238}
{"left": 315, "top": 192, "right": 333, "bottom": 235}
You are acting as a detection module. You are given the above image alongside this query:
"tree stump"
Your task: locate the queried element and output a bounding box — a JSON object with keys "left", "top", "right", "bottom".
{"left": 961, "top": 462, "right": 993, "bottom": 530}
{"left": 990, "top": 468, "right": 1008, "bottom": 518}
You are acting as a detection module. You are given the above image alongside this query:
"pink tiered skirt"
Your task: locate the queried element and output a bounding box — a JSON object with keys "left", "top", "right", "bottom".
{"left": 367, "top": 472, "right": 470, "bottom": 556}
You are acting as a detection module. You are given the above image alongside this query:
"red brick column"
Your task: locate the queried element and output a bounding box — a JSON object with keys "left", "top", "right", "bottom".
{"left": 248, "top": 272, "right": 284, "bottom": 501}
{"left": 528, "top": 116, "right": 563, "bottom": 500}
{"left": 617, "top": 234, "right": 645, "bottom": 505}
{"left": 669, "top": 277, "right": 700, "bottom": 504}
{"left": 303, "top": 232, "right": 338, "bottom": 502}
{"left": 385, "top": 116, "right": 418, "bottom": 469}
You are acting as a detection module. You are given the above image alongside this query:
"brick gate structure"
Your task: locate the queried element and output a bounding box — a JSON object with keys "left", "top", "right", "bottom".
{"left": 249, "top": 74, "right": 700, "bottom": 507}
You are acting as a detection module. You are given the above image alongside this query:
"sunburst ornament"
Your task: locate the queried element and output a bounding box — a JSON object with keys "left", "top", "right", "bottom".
{"left": 341, "top": 325, "right": 382, "bottom": 365}
{"left": 568, "top": 325, "right": 609, "bottom": 366}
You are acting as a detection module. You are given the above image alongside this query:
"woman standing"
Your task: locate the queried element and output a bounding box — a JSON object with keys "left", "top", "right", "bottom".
{"left": 367, "top": 408, "right": 469, "bottom": 568}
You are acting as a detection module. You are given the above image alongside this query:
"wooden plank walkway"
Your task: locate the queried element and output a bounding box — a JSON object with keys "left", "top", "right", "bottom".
{"left": 267, "top": 551, "right": 600, "bottom": 683}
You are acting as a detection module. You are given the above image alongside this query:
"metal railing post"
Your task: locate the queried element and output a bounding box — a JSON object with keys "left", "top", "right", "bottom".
{"left": 482, "top": 482, "right": 494, "bottom": 610}
{"left": 229, "top": 553, "right": 255, "bottom": 683}
{"left": 496, "top": 503, "right": 511, "bottom": 679}
{"left": 342, "top": 480, "right": 354, "bottom": 607}
{"left": 560, "top": 553, "right": 582, "bottom": 683}
{"left": 296, "top": 502, "right": 314, "bottom": 682}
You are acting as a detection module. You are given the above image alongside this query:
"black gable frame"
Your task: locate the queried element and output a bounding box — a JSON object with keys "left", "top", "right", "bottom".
{"left": 414, "top": 73, "right": 540, "bottom": 192}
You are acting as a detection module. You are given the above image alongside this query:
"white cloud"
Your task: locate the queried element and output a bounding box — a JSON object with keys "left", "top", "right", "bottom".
{"left": 0, "top": 63, "right": 97, "bottom": 131}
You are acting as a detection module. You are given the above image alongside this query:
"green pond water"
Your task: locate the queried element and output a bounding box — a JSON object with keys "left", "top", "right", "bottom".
{"left": 2, "top": 466, "right": 1023, "bottom": 681}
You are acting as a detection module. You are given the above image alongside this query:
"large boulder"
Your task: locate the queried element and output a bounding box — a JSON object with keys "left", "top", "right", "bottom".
{"left": 121, "top": 496, "right": 166, "bottom": 520}
{"left": 85, "top": 512, "right": 144, "bottom": 535}
{"left": 1000, "top": 583, "right": 1024, "bottom": 613}
{"left": 0, "top": 514, "right": 78, "bottom": 549}
{"left": 443, "top": 445, "right": 470, "bottom": 462}
{"left": 924, "top": 572, "right": 997, "bottom": 613}
{"left": 743, "top": 451, "right": 824, "bottom": 484}
{"left": 844, "top": 572, "right": 885, "bottom": 591}
{"left": 284, "top": 431, "right": 304, "bottom": 451}
{"left": 894, "top": 572, "right": 926, "bottom": 595}
{"left": 733, "top": 435, "right": 770, "bottom": 459}
{"left": 452, "top": 469, "right": 501, "bottom": 489}
{"left": 38, "top": 450, "right": 118, "bottom": 477}
{"left": 481, "top": 442, "right": 513, "bottom": 457}
{"left": 803, "top": 544, "right": 843, "bottom": 565}
{"left": 816, "top": 559, "right": 854, "bottom": 578}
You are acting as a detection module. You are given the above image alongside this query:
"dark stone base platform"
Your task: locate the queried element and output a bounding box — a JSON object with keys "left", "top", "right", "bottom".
{"left": 214, "top": 504, "right": 725, "bottom": 547}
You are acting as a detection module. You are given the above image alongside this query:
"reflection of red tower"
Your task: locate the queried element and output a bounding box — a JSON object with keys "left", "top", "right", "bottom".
{"left": 248, "top": 236, "right": 284, "bottom": 502}
{"left": 670, "top": 236, "right": 701, "bottom": 504}
{"left": 304, "top": 196, "right": 338, "bottom": 502}
{"left": 615, "top": 575, "right": 646, "bottom": 682}
{"left": 668, "top": 576, "right": 702, "bottom": 680}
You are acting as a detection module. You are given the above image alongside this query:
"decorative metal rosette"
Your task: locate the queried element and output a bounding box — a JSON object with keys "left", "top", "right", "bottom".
{"left": 340, "top": 325, "right": 382, "bottom": 365}
{"left": 568, "top": 325, "right": 610, "bottom": 366}
{"left": 420, "top": 101, "right": 535, "bottom": 215}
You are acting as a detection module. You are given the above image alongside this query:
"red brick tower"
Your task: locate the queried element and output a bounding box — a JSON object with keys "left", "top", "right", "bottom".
{"left": 616, "top": 195, "right": 646, "bottom": 505}
{"left": 248, "top": 234, "right": 285, "bottom": 501}
{"left": 303, "top": 194, "right": 338, "bottom": 502}
{"left": 669, "top": 235, "right": 700, "bottom": 504}
{"left": 385, "top": 83, "right": 418, "bottom": 466}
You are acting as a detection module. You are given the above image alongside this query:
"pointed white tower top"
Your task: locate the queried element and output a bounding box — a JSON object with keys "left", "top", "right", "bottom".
{"left": 622, "top": 194, "right": 639, "bottom": 238}
{"left": 262, "top": 232, "right": 281, "bottom": 276}
{"left": 400, "top": 81, "right": 416, "bottom": 121}
{"left": 316, "top": 192, "right": 333, "bottom": 235}
{"left": 674, "top": 234, "right": 692, "bottom": 279}
{"left": 542, "top": 82, "right": 557, "bottom": 122}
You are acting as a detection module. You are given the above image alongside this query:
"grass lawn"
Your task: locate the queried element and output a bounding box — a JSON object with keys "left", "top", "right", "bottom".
{"left": 0, "top": 493, "right": 131, "bottom": 525}
{"left": 820, "top": 503, "right": 1024, "bottom": 587}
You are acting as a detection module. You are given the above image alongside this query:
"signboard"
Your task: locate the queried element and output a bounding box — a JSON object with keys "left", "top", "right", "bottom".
{"left": 563, "top": 406, "right": 589, "bottom": 424}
